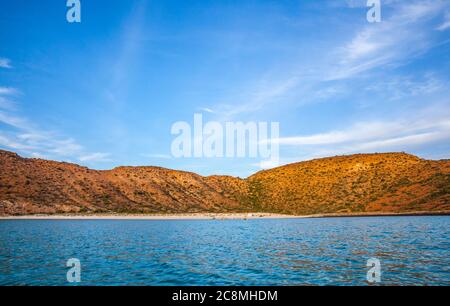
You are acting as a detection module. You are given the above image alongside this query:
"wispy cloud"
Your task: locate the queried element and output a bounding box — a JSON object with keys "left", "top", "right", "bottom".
{"left": 210, "top": 76, "right": 299, "bottom": 118}
{"left": 436, "top": 12, "right": 450, "bottom": 31}
{"left": 106, "top": 1, "right": 147, "bottom": 109}
{"left": 267, "top": 107, "right": 450, "bottom": 161}
{"left": 364, "top": 72, "right": 446, "bottom": 100}
{"left": 0, "top": 111, "right": 30, "bottom": 129}
{"left": 207, "top": 1, "right": 450, "bottom": 119}
{"left": 0, "top": 87, "right": 19, "bottom": 110}
{"left": 327, "top": 0, "right": 449, "bottom": 80}
{"left": 79, "top": 152, "right": 112, "bottom": 162}
{"left": 0, "top": 117, "right": 111, "bottom": 163}
{"left": 0, "top": 86, "right": 111, "bottom": 164}
{"left": 0, "top": 134, "right": 33, "bottom": 151}
{"left": 0, "top": 97, "right": 16, "bottom": 110}
{"left": 47, "top": 138, "right": 84, "bottom": 157}
{"left": 198, "top": 107, "right": 215, "bottom": 114}
{"left": 272, "top": 120, "right": 449, "bottom": 146}
{"left": 0, "top": 87, "right": 19, "bottom": 96}
{"left": 0, "top": 58, "right": 12, "bottom": 69}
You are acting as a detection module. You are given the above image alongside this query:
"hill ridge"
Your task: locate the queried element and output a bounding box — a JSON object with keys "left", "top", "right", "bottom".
{"left": 0, "top": 149, "right": 448, "bottom": 216}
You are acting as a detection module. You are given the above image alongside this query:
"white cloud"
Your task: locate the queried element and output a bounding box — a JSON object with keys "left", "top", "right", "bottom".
{"left": 0, "top": 97, "right": 16, "bottom": 110}
{"left": 436, "top": 12, "right": 450, "bottom": 31}
{"left": 437, "top": 20, "right": 450, "bottom": 31}
{"left": 213, "top": 76, "right": 299, "bottom": 118}
{"left": 0, "top": 133, "right": 34, "bottom": 151}
{"left": 0, "top": 86, "right": 111, "bottom": 164}
{"left": 346, "top": 130, "right": 448, "bottom": 151}
{"left": 327, "top": 0, "right": 449, "bottom": 81}
{"left": 273, "top": 118, "right": 450, "bottom": 146}
{"left": 48, "top": 138, "right": 84, "bottom": 157}
{"left": 0, "top": 87, "right": 19, "bottom": 96}
{"left": 364, "top": 73, "right": 446, "bottom": 100}
{"left": 79, "top": 152, "right": 111, "bottom": 162}
{"left": 2, "top": 128, "right": 85, "bottom": 158}
{"left": 271, "top": 122, "right": 402, "bottom": 146}
{"left": 30, "top": 152, "right": 47, "bottom": 159}
{"left": 205, "top": 1, "right": 450, "bottom": 120}
{"left": 5, "top": 129, "right": 110, "bottom": 163}
{"left": 0, "top": 87, "right": 18, "bottom": 110}
{"left": 300, "top": 130, "right": 449, "bottom": 161}
{"left": 0, "top": 111, "right": 30, "bottom": 129}
{"left": 267, "top": 109, "right": 450, "bottom": 160}
{"left": 198, "top": 107, "right": 215, "bottom": 113}
{"left": 257, "top": 159, "right": 281, "bottom": 169}
{"left": 0, "top": 58, "right": 12, "bottom": 69}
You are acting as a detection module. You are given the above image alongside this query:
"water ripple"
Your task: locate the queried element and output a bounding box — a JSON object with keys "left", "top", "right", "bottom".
{"left": 0, "top": 216, "right": 449, "bottom": 286}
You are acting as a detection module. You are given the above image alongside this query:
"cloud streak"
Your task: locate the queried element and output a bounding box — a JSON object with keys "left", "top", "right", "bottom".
{"left": 267, "top": 108, "right": 450, "bottom": 161}
{"left": 0, "top": 87, "right": 19, "bottom": 96}
{"left": 0, "top": 86, "right": 111, "bottom": 164}
{"left": 436, "top": 12, "right": 450, "bottom": 31}
{"left": 0, "top": 58, "right": 12, "bottom": 69}
{"left": 210, "top": 76, "right": 300, "bottom": 119}
{"left": 208, "top": 1, "right": 450, "bottom": 119}
{"left": 79, "top": 152, "right": 112, "bottom": 162}
{"left": 327, "top": 0, "right": 449, "bottom": 80}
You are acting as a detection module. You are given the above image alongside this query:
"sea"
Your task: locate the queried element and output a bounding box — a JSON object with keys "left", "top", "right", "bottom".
{"left": 0, "top": 216, "right": 448, "bottom": 285}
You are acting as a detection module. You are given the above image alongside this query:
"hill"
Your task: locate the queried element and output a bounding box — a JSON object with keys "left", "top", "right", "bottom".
{"left": 247, "top": 153, "right": 449, "bottom": 215}
{"left": 0, "top": 150, "right": 448, "bottom": 216}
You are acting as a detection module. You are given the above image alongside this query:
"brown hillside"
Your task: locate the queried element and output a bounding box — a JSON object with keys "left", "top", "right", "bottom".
{"left": 0, "top": 150, "right": 448, "bottom": 216}
{"left": 248, "top": 153, "right": 450, "bottom": 215}
{"left": 0, "top": 150, "right": 251, "bottom": 215}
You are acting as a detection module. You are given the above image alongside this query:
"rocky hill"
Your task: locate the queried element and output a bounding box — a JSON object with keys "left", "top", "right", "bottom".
{"left": 0, "top": 150, "right": 448, "bottom": 216}
{"left": 247, "top": 153, "right": 449, "bottom": 215}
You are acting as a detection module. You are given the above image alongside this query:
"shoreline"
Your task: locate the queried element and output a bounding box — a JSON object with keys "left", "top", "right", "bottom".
{"left": 0, "top": 212, "right": 299, "bottom": 220}
{"left": 0, "top": 211, "right": 449, "bottom": 220}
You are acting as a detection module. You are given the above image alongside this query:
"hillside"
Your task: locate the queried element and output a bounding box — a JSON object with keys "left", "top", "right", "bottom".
{"left": 247, "top": 153, "right": 450, "bottom": 215}
{"left": 0, "top": 150, "right": 448, "bottom": 216}
{"left": 0, "top": 150, "right": 254, "bottom": 215}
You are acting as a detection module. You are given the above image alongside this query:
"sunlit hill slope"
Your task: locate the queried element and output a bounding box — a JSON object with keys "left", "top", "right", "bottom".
{"left": 0, "top": 150, "right": 448, "bottom": 216}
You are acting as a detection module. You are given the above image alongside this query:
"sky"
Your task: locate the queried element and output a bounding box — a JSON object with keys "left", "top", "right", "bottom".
{"left": 0, "top": 0, "right": 449, "bottom": 177}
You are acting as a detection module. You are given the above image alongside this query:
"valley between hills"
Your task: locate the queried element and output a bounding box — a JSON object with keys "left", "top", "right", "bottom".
{"left": 0, "top": 149, "right": 449, "bottom": 216}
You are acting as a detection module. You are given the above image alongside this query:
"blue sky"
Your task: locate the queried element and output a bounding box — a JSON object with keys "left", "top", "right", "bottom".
{"left": 0, "top": 0, "right": 449, "bottom": 177}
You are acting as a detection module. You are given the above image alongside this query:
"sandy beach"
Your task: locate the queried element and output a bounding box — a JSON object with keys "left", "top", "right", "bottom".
{"left": 0, "top": 212, "right": 302, "bottom": 220}
{"left": 0, "top": 211, "right": 449, "bottom": 220}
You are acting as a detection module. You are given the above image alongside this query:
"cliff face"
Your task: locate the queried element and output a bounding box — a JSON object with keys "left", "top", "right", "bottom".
{"left": 0, "top": 150, "right": 448, "bottom": 216}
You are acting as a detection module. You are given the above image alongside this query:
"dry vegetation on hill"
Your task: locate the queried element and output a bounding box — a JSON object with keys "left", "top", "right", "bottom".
{"left": 0, "top": 150, "right": 448, "bottom": 216}
{"left": 247, "top": 153, "right": 449, "bottom": 215}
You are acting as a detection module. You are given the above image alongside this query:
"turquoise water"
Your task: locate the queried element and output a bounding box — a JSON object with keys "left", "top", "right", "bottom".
{"left": 0, "top": 216, "right": 449, "bottom": 286}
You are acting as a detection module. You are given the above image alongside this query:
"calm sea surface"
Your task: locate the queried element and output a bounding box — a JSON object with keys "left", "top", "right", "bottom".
{"left": 0, "top": 216, "right": 449, "bottom": 286}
